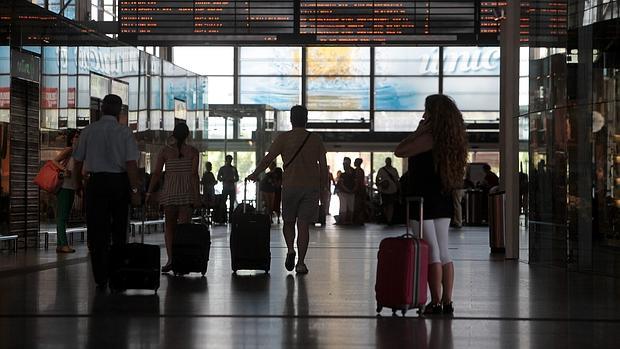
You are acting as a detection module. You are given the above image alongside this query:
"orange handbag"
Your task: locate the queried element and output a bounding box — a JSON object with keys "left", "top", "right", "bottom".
{"left": 33, "top": 161, "right": 63, "bottom": 193}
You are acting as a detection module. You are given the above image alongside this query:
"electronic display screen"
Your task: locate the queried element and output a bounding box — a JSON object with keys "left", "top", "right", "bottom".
{"left": 118, "top": 1, "right": 485, "bottom": 44}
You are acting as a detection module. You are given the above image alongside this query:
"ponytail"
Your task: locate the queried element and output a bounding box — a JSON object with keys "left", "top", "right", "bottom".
{"left": 172, "top": 123, "right": 190, "bottom": 158}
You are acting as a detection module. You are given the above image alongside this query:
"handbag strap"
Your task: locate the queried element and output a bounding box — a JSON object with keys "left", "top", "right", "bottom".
{"left": 284, "top": 131, "right": 311, "bottom": 170}
{"left": 385, "top": 167, "right": 398, "bottom": 186}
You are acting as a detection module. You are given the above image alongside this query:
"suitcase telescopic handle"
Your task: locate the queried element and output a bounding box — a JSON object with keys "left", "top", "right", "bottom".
{"left": 140, "top": 205, "right": 146, "bottom": 244}
{"left": 405, "top": 196, "right": 424, "bottom": 239}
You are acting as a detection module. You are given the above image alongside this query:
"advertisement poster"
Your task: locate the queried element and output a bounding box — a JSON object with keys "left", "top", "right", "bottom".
{"left": 41, "top": 87, "right": 58, "bottom": 109}
{"left": 0, "top": 87, "right": 9, "bottom": 108}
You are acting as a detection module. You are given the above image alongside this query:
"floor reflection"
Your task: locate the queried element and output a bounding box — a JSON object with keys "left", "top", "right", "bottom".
{"left": 375, "top": 317, "right": 453, "bottom": 349}
{"left": 282, "top": 275, "right": 318, "bottom": 348}
{"left": 87, "top": 289, "right": 160, "bottom": 348}
{"left": 163, "top": 274, "right": 207, "bottom": 348}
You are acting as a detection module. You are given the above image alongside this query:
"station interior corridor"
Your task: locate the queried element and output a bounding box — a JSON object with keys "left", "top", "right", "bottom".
{"left": 1, "top": 219, "right": 619, "bottom": 348}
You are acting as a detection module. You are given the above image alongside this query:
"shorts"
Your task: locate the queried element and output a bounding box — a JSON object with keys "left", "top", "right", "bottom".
{"left": 282, "top": 187, "right": 320, "bottom": 223}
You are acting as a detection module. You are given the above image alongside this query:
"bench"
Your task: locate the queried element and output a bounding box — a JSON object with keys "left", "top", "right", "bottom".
{"left": 130, "top": 219, "right": 165, "bottom": 237}
{"left": 39, "top": 227, "right": 87, "bottom": 250}
{"left": 0, "top": 235, "right": 18, "bottom": 253}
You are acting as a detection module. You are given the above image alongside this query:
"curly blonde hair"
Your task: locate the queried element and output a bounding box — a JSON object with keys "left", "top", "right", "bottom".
{"left": 425, "top": 94, "right": 468, "bottom": 193}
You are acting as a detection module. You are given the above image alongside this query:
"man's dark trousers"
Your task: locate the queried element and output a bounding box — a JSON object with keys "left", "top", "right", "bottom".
{"left": 221, "top": 185, "right": 236, "bottom": 222}
{"left": 86, "top": 172, "right": 130, "bottom": 285}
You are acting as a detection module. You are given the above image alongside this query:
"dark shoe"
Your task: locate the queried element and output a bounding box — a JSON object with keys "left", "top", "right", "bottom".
{"left": 56, "top": 246, "right": 76, "bottom": 253}
{"left": 424, "top": 303, "right": 442, "bottom": 315}
{"left": 442, "top": 302, "right": 454, "bottom": 314}
{"left": 285, "top": 252, "right": 296, "bottom": 272}
{"left": 161, "top": 263, "right": 173, "bottom": 273}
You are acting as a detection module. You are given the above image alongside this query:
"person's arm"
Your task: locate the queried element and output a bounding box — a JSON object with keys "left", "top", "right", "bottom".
{"left": 247, "top": 152, "right": 279, "bottom": 182}
{"left": 217, "top": 168, "right": 223, "bottom": 182}
{"left": 247, "top": 138, "right": 281, "bottom": 182}
{"left": 52, "top": 147, "right": 72, "bottom": 172}
{"left": 233, "top": 167, "right": 239, "bottom": 183}
{"left": 207, "top": 173, "right": 217, "bottom": 187}
{"left": 318, "top": 151, "right": 329, "bottom": 207}
{"left": 72, "top": 129, "right": 87, "bottom": 192}
{"left": 146, "top": 150, "right": 165, "bottom": 201}
{"left": 376, "top": 169, "right": 385, "bottom": 188}
{"left": 125, "top": 130, "right": 142, "bottom": 206}
{"left": 394, "top": 122, "right": 433, "bottom": 158}
{"left": 74, "top": 160, "right": 84, "bottom": 192}
{"left": 127, "top": 160, "right": 141, "bottom": 205}
{"left": 192, "top": 149, "right": 200, "bottom": 204}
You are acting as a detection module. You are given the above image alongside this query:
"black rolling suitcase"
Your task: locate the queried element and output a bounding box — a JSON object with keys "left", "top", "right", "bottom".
{"left": 212, "top": 194, "right": 227, "bottom": 224}
{"left": 172, "top": 223, "right": 211, "bottom": 276}
{"left": 109, "top": 208, "right": 160, "bottom": 292}
{"left": 230, "top": 181, "right": 271, "bottom": 273}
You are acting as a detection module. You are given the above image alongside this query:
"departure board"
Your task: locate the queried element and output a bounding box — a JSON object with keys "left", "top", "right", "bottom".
{"left": 118, "top": 1, "right": 487, "bottom": 44}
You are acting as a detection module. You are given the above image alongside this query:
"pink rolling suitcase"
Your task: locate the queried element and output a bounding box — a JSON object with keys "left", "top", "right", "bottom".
{"left": 375, "top": 197, "right": 429, "bottom": 316}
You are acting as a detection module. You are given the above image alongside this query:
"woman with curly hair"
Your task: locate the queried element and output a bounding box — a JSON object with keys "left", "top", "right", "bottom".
{"left": 395, "top": 94, "right": 468, "bottom": 315}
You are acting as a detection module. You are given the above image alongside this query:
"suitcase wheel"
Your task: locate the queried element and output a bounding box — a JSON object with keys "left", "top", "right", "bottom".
{"left": 201, "top": 272, "right": 206, "bottom": 277}
{"left": 401, "top": 309, "right": 407, "bottom": 316}
{"left": 376, "top": 305, "right": 383, "bottom": 313}
{"left": 392, "top": 310, "right": 398, "bottom": 316}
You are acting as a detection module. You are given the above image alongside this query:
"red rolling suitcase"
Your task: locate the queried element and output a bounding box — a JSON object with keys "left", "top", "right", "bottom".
{"left": 375, "top": 197, "right": 429, "bottom": 316}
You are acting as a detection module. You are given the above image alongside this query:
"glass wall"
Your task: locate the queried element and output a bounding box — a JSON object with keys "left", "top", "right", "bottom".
{"left": 526, "top": 0, "right": 620, "bottom": 277}
{"left": 173, "top": 46, "right": 503, "bottom": 132}
{"left": 38, "top": 46, "right": 206, "bottom": 133}
{"left": 21, "top": 45, "right": 207, "bottom": 229}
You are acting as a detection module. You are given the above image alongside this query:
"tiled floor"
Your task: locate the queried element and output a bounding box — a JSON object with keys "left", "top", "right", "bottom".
{"left": 1, "top": 220, "right": 619, "bottom": 348}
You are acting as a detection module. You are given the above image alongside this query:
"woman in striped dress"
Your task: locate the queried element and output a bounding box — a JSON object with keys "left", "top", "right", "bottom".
{"left": 146, "top": 123, "right": 200, "bottom": 273}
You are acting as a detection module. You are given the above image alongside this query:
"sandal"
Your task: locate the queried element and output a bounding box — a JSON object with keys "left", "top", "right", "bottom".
{"left": 161, "top": 263, "right": 173, "bottom": 273}
{"left": 56, "top": 246, "right": 76, "bottom": 253}
{"left": 423, "top": 303, "right": 442, "bottom": 315}
{"left": 442, "top": 302, "right": 454, "bottom": 314}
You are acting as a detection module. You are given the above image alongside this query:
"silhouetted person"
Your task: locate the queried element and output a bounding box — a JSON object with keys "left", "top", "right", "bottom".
{"left": 218, "top": 155, "right": 239, "bottom": 223}
{"left": 353, "top": 158, "right": 367, "bottom": 225}
{"left": 260, "top": 161, "right": 278, "bottom": 223}
{"left": 247, "top": 105, "right": 328, "bottom": 274}
{"left": 73, "top": 94, "right": 141, "bottom": 290}
{"left": 480, "top": 164, "right": 499, "bottom": 190}
{"left": 336, "top": 157, "right": 356, "bottom": 225}
{"left": 376, "top": 157, "right": 400, "bottom": 225}
{"left": 323, "top": 165, "right": 335, "bottom": 216}
{"left": 201, "top": 162, "right": 217, "bottom": 208}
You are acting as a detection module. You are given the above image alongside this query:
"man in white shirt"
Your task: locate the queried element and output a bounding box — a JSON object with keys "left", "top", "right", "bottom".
{"left": 73, "top": 94, "right": 141, "bottom": 290}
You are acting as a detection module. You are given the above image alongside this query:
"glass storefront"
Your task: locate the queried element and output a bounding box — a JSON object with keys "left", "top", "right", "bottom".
{"left": 0, "top": 45, "right": 207, "bottom": 238}
{"left": 526, "top": 0, "right": 620, "bottom": 276}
